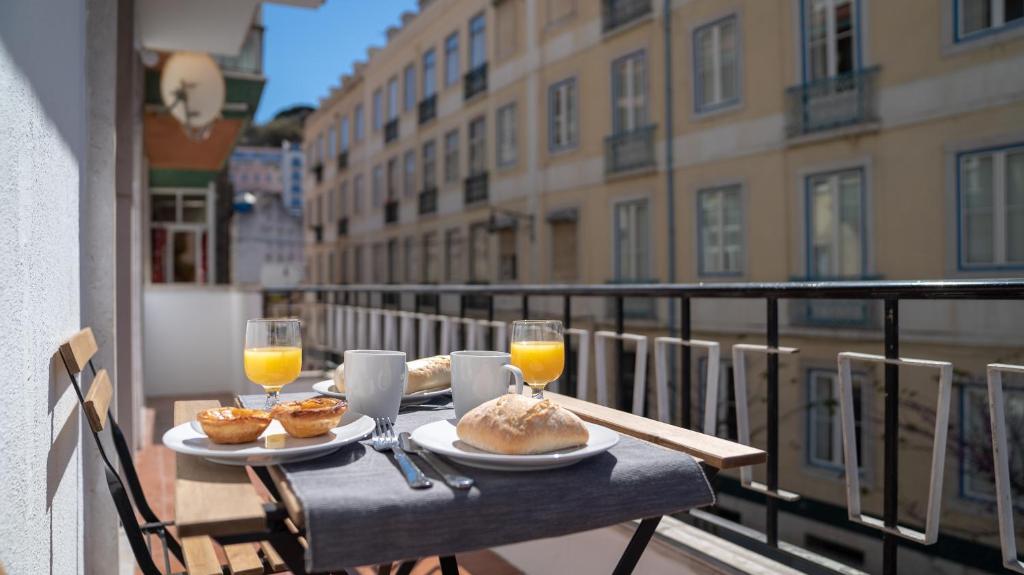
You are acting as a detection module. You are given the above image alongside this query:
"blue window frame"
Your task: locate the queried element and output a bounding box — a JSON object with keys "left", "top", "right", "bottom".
{"left": 548, "top": 77, "right": 578, "bottom": 152}
{"left": 806, "top": 368, "right": 866, "bottom": 472}
{"left": 693, "top": 15, "right": 740, "bottom": 114}
{"left": 804, "top": 167, "right": 867, "bottom": 280}
{"left": 954, "top": 0, "right": 1024, "bottom": 42}
{"left": 611, "top": 50, "right": 648, "bottom": 133}
{"left": 697, "top": 185, "right": 744, "bottom": 277}
{"left": 957, "top": 379, "right": 1024, "bottom": 509}
{"left": 445, "top": 32, "right": 460, "bottom": 86}
{"left": 423, "top": 49, "right": 437, "bottom": 97}
{"left": 955, "top": 142, "right": 1024, "bottom": 271}
{"left": 799, "top": 0, "right": 862, "bottom": 83}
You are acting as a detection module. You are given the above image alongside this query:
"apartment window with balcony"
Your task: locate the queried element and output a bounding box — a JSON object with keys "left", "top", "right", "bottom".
{"left": 150, "top": 189, "right": 212, "bottom": 284}
{"left": 806, "top": 168, "right": 865, "bottom": 279}
{"left": 468, "top": 116, "right": 487, "bottom": 176}
{"left": 354, "top": 174, "right": 364, "bottom": 214}
{"left": 403, "top": 64, "right": 416, "bottom": 112}
{"left": 326, "top": 187, "right": 335, "bottom": 222}
{"left": 498, "top": 228, "right": 517, "bottom": 281}
{"left": 958, "top": 144, "right": 1024, "bottom": 270}
{"left": 960, "top": 378, "right": 1024, "bottom": 507}
{"left": 445, "top": 228, "right": 464, "bottom": 282}
{"left": 339, "top": 181, "right": 349, "bottom": 217}
{"left": 387, "top": 157, "right": 399, "bottom": 201}
{"left": 698, "top": 185, "right": 744, "bottom": 276}
{"left": 807, "top": 369, "right": 867, "bottom": 471}
{"left": 403, "top": 150, "right": 416, "bottom": 198}
{"left": 496, "top": 103, "right": 517, "bottom": 167}
{"left": 956, "top": 0, "right": 1024, "bottom": 41}
{"left": 445, "top": 129, "right": 460, "bottom": 183}
{"left": 549, "top": 78, "right": 578, "bottom": 152}
{"left": 694, "top": 15, "right": 739, "bottom": 114}
{"left": 613, "top": 199, "right": 650, "bottom": 281}
{"left": 339, "top": 116, "right": 350, "bottom": 152}
{"left": 495, "top": 0, "right": 520, "bottom": 62}
{"left": 469, "top": 223, "right": 490, "bottom": 282}
{"left": 422, "top": 140, "right": 437, "bottom": 190}
{"left": 372, "top": 165, "right": 383, "bottom": 207}
{"left": 354, "top": 103, "right": 365, "bottom": 142}
{"left": 550, "top": 220, "right": 579, "bottom": 282}
{"left": 804, "top": 0, "right": 859, "bottom": 81}
{"left": 612, "top": 51, "right": 648, "bottom": 132}
{"left": 469, "top": 13, "right": 486, "bottom": 69}
{"left": 422, "top": 231, "right": 438, "bottom": 283}
{"left": 423, "top": 49, "right": 437, "bottom": 97}
{"left": 373, "top": 88, "right": 383, "bottom": 131}
{"left": 445, "top": 32, "right": 460, "bottom": 86}
{"left": 387, "top": 77, "right": 399, "bottom": 121}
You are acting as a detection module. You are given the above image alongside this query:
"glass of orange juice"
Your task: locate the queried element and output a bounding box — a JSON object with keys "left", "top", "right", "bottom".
{"left": 245, "top": 319, "right": 302, "bottom": 408}
{"left": 510, "top": 320, "right": 565, "bottom": 399}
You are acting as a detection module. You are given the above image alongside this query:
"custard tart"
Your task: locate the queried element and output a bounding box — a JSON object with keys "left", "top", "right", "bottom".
{"left": 196, "top": 407, "right": 272, "bottom": 444}
{"left": 271, "top": 397, "right": 346, "bottom": 438}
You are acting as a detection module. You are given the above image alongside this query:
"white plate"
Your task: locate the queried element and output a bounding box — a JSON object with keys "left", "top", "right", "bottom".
{"left": 163, "top": 411, "right": 374, "bottom": 467}
{"left": 312, "top": 379, "right": 451, "bottom": 405}
{"left": 409, "top": 420, "right": 619, "bottom": 471}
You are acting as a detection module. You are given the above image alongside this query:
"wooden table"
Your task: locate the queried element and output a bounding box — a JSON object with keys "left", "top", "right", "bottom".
{"left": 174, "top": 393, "right": 765, "bottom": 574}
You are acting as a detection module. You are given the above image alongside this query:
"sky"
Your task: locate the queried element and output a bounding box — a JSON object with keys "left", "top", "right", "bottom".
{"left": 255, "top": 0, "right": 418, "bottom": 123}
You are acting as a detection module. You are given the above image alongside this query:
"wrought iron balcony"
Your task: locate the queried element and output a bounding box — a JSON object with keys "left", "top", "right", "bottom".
{"left": 464, "top": 64, "right": 488, "bottom": 101}
{"left": 418, "top": 95, "right": 437, "bottom": 125}
{"left": 602, "top": 0, "right": 652, "bottom": 34}
{"left": 312, "top": 163, "right": 323, "bottom": 184}
{"left": 418, "top": 187, "right": 438, "bottom": 215}
{"left": 336, "top": 151, "right": 348, "bottom": 171}
{"left": 384, "top": 119, "right": 399, "bottom": 145}
{"left": 384, "top": 200, "right": 399, "bottom": 224}
{"left": 604, "top": 125, "right": 656, "bottom": 175}
{"left": 337, "top": 217, "right": 348, "bottom": 237}
{"left": 785, "top": 66, "right": 880, "bottom": 138}
{"left": 464, "top": 172, "right": 489, "bottom": 206}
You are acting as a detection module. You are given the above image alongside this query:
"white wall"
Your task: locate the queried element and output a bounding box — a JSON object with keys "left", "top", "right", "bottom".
{"left": 0, "top": 0, "right": 88, "bottom": 571}
{"left": 143, "top": 286, "right": 263, "bottom": 397}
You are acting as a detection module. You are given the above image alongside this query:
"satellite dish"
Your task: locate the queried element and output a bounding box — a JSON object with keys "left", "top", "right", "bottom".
{"left": 160, "top": 52, "right": 225, "bottom": 140}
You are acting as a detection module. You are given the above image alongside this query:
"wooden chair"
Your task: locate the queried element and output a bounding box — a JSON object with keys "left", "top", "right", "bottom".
{"left": 59, "top": 328, "right": 278, "bottom": 575}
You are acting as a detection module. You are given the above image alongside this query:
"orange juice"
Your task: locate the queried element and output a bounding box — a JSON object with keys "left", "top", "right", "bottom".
{"left": 511, "top": 341, "right": 565, "bottom": 388}
{"left": 244, "top": 346, "right": 302, "bottom": 391}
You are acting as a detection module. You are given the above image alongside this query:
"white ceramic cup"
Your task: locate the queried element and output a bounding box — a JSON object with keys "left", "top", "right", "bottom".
{"left": 343, "top": 350, "right": 407, "bottom": 421}
{"left": 451, "top": 350, "right": 525, "bottom": 419}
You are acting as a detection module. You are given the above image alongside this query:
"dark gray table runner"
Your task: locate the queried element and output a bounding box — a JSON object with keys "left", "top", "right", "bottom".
{"left": 239, "top": 392, "right": 715, "bottom": 572}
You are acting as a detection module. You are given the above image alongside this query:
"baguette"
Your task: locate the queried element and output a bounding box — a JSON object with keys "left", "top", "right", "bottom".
{"left": 334, "top": 354, "right": 451, "bottom": 394}
{"left": 456, "top": 394, "right": 589, "bottom": 455}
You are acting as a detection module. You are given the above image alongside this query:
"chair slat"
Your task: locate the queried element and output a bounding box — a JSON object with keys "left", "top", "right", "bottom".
{"left": 259, "top": 541, "right": 287, "bottom": 572}
{"left": 59, "top": 327, "right": 98, "bottom": 375}
{"left": 225, "top": 543, "right": 264, "bottom": 575}
{"left": 84, "top": 369, "right": 113, "bottom": 432}
{"left": 181, "top": 536, "right": 222, "bottom": 575}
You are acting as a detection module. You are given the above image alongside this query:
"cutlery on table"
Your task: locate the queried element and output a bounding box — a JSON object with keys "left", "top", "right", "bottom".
{"left": 399, "top": 432, "right": 474, "bottom": 490}
{"left": 372, "top": 417, "right": 432, "bottom": 489}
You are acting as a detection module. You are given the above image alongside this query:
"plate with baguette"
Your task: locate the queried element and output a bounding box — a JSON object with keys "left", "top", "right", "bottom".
{"left": 410, "top": 395, "right": 619, "bottom": 471}
{"left": 314, "top": 355, "right": 452, "bottom": 405}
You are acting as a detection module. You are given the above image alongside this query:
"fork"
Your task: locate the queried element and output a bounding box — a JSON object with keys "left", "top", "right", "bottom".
{"left": 372, "top": 417, "right": 432, "bottom": 489}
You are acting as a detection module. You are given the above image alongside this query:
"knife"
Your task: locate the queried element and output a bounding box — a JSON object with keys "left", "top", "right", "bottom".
{"left": 399, "top": 432, "right": 474, "bottom": 490}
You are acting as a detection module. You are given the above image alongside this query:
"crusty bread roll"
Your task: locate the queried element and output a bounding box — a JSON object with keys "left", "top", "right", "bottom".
{"left": 334, "top": 355, "right": 450, "bottom": 394}
{"left": 456, "top": 394, "right": 589, "bottom": 455}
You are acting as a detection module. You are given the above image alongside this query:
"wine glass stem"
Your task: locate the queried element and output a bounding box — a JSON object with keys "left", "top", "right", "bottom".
{"left": 531, "top": 386, "right": 545, "bottom": 399}
{"left": 265, "top": 390, "right": 280, "bottom": 409}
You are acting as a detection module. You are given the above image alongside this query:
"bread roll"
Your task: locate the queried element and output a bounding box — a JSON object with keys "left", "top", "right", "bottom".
{"left": 334, "top": 355, "right": 450, "bottom": 394}
{"left": 456, "top": 394, "right": 589, "bottom": 455}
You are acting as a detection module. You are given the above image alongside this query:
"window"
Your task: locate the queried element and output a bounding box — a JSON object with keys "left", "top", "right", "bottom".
{"left": 444, "top": 129, "right": 460, "bottom": 183}
{"left": 386, "top": 158, "right": 399, "bottom": 201}
{"left": 445, "top": 32, "right": 460, "bottom": 86}
{"left": 957, "top": 0, "right": 1024, "bottom": 40}
{"left": 498, "top": 228, "right": 517, "bottom": 281}
{"left": 352, "top": 245, "right": 362, "bottom": 283}
{"left": 354, "top": 174, "right": 364, "bottom": 213}
{"left": 372, "top": 243, "right": 386, "bottom": 283}
{"left": 326, "top": 187, "right": 335, "bottom": 222}
{"left": 807, "top": 168, "right": 864, "bottom": 279}
{"left": 612, "top": 51, "right": 648, "bottom": 132}
{"left": 340, "top": 249, "right": 348, "bottom": 284}
{"left": 372, "top": 88, "right": 383, "bottom": 131}
{"left": 958, "top": 144, "right": 1024, "bottom": 268}
{"left": 387, "top": 239, "right": 399, "bottom": 283}
{"left": 468, "top": 116, "right": 487, "bottom": 176}
{"left": 698, "top": 185, "right": 744, "bottom": 275}
{"left": 694, "top": 15, "right": 739, "bottom": 113}
{"left": 354, "top": 104, "right": 365, "bottom": 141}
{"left": 403, "top": 236, "right": 418, "bottom": 283}
{"left": 614, "top": 199, "right": 650, "bottom": 280}
{"left": 372, "top": 165, "right": 383, "bottom": 207}
{"left": 550, "top": 220, "right": 579, "bottom": 282}
{"left": 422, "top": 140, "right": 437, "bottom": 190}
{"left": 549, "top": 78, "right": 578, "bottom": 152}
{"left": 403, "top": 150, "right": 416, "bottom": 198}
{"left": 316, "top": 133, "right": 324, "bottom": 164}
{"left": 387, "top": 77, "right": 399, "bottom": 121}
{"left": 496, "top": 103, "right": 517, "bottom": 167}
{"left": 960, "top": 377, "right": 1024, "bottom": 506}
{"left": 150, "top": 190, "right": 211, "bottom": 284}
{"left": 469, "top": 223, "right": 490, "bottom": 282}
{"left": 422, "top": 232, "right": 439, "bottom": 283}
{"left": 339, "top": 116, "right": 350, "bottom": 152}
{"left": 327, "top": 126, "right": 336, "bottom": 159}
{"left": 469, "top": 13, "right": 486, "bottom": 69}
{"left": 546, "top": 0, "right": 576, "bottom": 25}
{"left": 445, "top": 228, "right": 464, "bottom": 282}
{"left": 807, "top": 369, "right": 866, "bottom": 470}
{"left": 423, "top": 49, "right": 437, "bottom": 97}
{"left": 404, "top": 64, "right": 416, "bottom": 111}
{"left": 495, "top": 0, "right": 520, "bottom": 61}
{"left": 804, "top": 0, "right": 859, "bottom": 81}
{"left": 339, "top": 181, "right": 349, "bottom": 217}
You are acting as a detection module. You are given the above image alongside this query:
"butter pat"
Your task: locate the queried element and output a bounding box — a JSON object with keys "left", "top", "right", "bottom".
{"left": 264, "top": 434, "right": 288, "bottom": 449}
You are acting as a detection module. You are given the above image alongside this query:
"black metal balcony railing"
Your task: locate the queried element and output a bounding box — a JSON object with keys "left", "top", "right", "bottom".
{"left": 464, "top": 64, "right": 488, "bottom": 101}
{"left": 337, "top": 217, "right": 348, "bottom": 237}
{"left": 785, "top": 66, "right": 880, "bottom": 138}
{"left": 384, "top": 118, "right": 399, "bottom": 145}
{"left": 418, "top": 95, "right": 437, "bottom": 125}
{"left": 602, "top": 0, "right": 652, "bottom": 33}
{"left": 262, "top": 279, "right": 1024, "bottom": 575}
{"left": 336, "top": 151, "right": 348, "bottom": 171}
{"left": 384, "top": 200, "right": 399, "bottom": 224}
{"left": 418, "top": 187, "right": 438, "bottom": 215}
{"left": 464, "top": 172, "right": 489, "bottom": 205}
{"left": 312, "top": 163, "right": 323, "bottom": 184}
{"left": 604, "top": 125, "right": 657, "bottom": 175}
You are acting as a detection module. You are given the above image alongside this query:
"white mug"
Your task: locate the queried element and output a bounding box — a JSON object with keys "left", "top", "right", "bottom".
{"left": 343, "top": 350, "right": 407, "bottom": 421}
{"left": 451, "top": 350, "right": 524, "bottom": 419}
